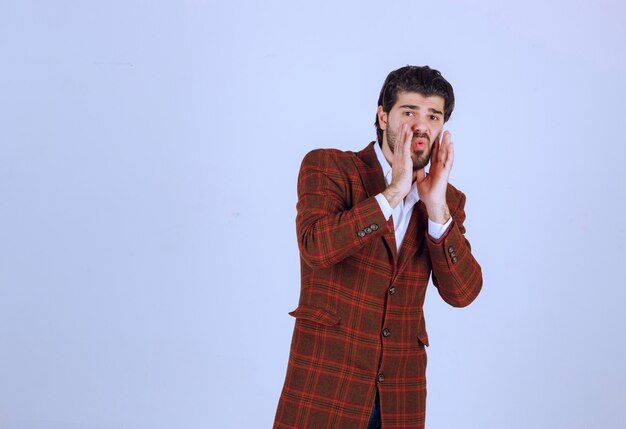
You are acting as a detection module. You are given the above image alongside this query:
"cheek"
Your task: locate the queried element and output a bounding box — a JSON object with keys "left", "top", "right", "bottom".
{"left": 392, "top": 117, "right": 409, "bottom": 131}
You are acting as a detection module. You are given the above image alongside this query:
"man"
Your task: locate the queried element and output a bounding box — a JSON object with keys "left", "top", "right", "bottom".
{"left": 274, "top": 65, "right": 482, "bottom": 429}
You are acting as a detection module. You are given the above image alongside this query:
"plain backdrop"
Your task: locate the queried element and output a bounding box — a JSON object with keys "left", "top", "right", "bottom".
{"left": 1, "top": 1, "right": 625, "bottom": 428}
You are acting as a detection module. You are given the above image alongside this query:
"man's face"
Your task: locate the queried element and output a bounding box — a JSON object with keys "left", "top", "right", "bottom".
{"left": 378, "top": 91, "right": 446, "bottom": 171}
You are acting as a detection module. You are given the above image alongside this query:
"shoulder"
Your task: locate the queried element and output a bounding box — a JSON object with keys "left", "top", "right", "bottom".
{"left": 445, "top": 182, "right": 471, "bottom": 224}
{"left": 301, "top": 148, "right": 358, "bottom": 165}
{"left": 446, "top": 182, "right": 467, "bottom": 210}
{"left": 446, "top": 182, "right": 465, "bottom": 199}
{"left": 299, "top": 148, "right": 361, "bottom": 173}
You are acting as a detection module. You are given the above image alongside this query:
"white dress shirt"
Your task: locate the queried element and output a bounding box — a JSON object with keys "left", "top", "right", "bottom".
{"left": 373, "top": 142, "right": 452, "bottom": 251}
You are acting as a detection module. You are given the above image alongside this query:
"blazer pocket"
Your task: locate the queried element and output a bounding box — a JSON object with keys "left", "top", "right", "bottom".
{"left": 416, "top": 330, "right": 430, "bottom": 347}
{"left": 289, "top": 304, "right": 341, "bottom": 327}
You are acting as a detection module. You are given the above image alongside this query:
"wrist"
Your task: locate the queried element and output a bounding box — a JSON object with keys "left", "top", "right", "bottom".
{"left": 426, "top": 203, "right": 450, "bottom": 224}
{"left": 382, "top": 186, "right": 404, "bottom": 209}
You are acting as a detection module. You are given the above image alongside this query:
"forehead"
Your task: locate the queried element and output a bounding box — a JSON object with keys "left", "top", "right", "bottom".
{"left": 393, "top": 91, "right": 445, "bottom": 111}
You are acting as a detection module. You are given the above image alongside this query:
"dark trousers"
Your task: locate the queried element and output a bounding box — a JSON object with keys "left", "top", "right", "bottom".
{"left": 367, "top": 390, "right": 381, "bottom": 428}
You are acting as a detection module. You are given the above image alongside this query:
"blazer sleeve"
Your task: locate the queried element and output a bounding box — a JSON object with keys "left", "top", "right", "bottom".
{"left": 296, "top": 149, "right": 388, "bottom": 269}
{"left": 426, "top": 189, "right": 483, "bottom": 307}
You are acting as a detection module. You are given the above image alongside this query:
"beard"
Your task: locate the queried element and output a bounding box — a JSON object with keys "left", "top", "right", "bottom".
{"left": 386, "top": 127, "right": 435, "bottom": 171}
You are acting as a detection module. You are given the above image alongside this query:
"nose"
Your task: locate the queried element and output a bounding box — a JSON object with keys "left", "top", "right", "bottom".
{"left": 410, "top": 117, "right": 428, "bottom": 135}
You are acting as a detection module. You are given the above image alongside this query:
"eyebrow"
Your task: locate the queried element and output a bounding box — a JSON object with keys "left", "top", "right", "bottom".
{"left": 399, "top": 105, "right": 444, "bottom": 116}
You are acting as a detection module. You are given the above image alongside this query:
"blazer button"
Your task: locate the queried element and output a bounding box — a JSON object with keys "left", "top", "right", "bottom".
{"left": 382, "top": 328, "right": 391, "bottom": 337}
{"left": 448, "top": 245, "right": 455, "bottom": 254}
{"left": 377, "top": 373, "right": 385, "bottom": 383}
{"left": 451, "top": 256, "right": 458, "bottom": 263}
{"left": 357, "top": 230, "right": 366, "bottom": 237}
{"left": 370, "top": 223, "right": 379, "bottom": 231}
{"left": 364, "top": 227, "right": 372, "bottom": 234}
{"left": 388, "top": 286, "right": 396, "bottom": 295}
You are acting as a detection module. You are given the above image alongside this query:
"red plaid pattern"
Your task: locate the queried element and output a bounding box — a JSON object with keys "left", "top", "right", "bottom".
{"left": 274, "top": 142, "right": 482, "bottom": 429}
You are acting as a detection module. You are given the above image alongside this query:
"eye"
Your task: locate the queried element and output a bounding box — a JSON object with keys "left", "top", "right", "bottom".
{"left": 430, "top": 115, "right": 439, "bottom": 121}
{"left": 403, "top": 111, "right": 414, "bottom": 117}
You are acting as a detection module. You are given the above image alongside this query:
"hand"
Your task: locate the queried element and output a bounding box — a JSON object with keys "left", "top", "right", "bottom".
{"left": 416, "top": 130, "right": 454, "bottom": 223}
{"left": 382, "top": 123, "right": 413, "bottom": 208}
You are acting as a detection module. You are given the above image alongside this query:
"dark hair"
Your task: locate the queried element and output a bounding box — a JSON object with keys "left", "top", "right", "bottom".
{"left": 375, "top": 65, "right": 455, "bottom": 144}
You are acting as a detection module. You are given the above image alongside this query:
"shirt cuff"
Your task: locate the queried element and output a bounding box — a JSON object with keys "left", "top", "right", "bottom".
{"left": 428, "top": 217, "right": 453, "bottom": 240}
{"left": 375, "top": 193, "right": 393, "bottom": 220}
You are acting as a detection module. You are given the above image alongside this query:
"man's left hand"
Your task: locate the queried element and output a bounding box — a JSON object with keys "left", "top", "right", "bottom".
{"left": 416, "top": 130, "right": 454, "bottom": 224}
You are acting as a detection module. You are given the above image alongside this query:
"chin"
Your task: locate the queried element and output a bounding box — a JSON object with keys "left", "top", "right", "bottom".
{"left": 412, "top": 155, "right": 430, "bottom": 171}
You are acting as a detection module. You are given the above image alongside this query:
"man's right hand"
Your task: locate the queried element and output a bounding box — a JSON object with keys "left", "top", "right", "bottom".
{"left": 382, "top": 123, "right": 413, "bottom": 209}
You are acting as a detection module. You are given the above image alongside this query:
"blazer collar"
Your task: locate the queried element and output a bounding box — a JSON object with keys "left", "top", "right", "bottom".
{"left": 356, "top": 141, "right": 387, "bottom": 198}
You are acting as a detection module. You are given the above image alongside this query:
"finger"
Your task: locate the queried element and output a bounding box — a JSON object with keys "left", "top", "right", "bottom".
{"left": 445, "top": 133, "right": 454, "bottom": 171}
{"left": 402, "top": 124, "right": 412, "bottom": 157}
{"left": 395, "top": 124, "right": 407, "bottom": 153}
{"left": 430, "top": 132, "right": 441, "bottom": 166}
{"left": 439, "top": 131, "right": 450, "bottom": 166}
{"left": 392, "top": 125, "right": 402, "bottom": 163}
{"left": 438, "top": 131, "right": 454, "bottom": 176}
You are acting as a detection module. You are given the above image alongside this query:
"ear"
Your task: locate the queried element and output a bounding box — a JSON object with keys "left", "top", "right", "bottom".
{"left": 377, "top": 106, "right": 388, "bottom": 131}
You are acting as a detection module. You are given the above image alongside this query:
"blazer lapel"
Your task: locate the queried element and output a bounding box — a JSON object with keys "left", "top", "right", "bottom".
{"left": 356, "top": 142, "right": 397, "bottom": 260}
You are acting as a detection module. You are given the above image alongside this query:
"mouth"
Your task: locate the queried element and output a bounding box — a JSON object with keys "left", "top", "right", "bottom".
{"left": 411, "top": 137, "right": 428, "bottom": 151}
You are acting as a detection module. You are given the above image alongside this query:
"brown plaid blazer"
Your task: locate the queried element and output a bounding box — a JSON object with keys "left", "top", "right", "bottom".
{"left": 274, "top": 142, "right": 482, "bottom": 429}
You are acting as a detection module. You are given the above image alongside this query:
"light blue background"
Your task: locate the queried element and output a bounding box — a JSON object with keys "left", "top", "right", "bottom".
{"left": 1, "top": 1, "right": 625, "bottom": 428}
